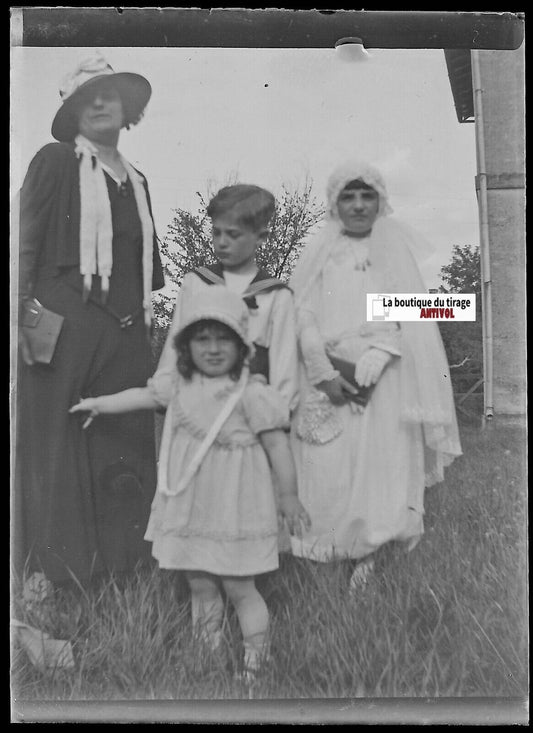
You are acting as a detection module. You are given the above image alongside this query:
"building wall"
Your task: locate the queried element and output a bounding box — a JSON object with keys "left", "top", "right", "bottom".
{"left": 477, "top": 46, "right": 525, "bottom": 416}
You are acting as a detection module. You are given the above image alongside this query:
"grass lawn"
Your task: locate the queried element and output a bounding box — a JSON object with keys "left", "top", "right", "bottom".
{"left": 11, "top": 420, "right": 528, "bottom": 705}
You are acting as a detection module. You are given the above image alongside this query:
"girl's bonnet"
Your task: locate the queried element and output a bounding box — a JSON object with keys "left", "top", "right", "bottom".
{"left": 325, "top": 159, "right": 393, "bottom": 220}
{"left": 175, "top": 286, "right": 255, "bottom": 357}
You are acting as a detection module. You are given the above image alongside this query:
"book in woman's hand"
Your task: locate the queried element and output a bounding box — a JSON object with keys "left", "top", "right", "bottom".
{"left": 21, "top": 298, "right": 64, "bottom": 364}
{"left": 328, "top": 355, "right": 375, "bottom": 407}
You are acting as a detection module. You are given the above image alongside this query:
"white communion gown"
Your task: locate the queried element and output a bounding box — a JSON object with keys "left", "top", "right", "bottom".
{"left": 290, "top": 234, "right": 428, "bottom": 561}
{"left": 289, "top": 161, "right": 461, "bottom": 563}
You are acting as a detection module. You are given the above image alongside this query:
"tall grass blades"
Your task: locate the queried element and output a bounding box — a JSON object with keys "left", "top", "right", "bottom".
{"left": 11, "top": 423, "right": 527, "bottom": 700}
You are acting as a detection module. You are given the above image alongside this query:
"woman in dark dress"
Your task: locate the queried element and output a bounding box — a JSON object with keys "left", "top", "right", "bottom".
{"left": 15, "top": 53, "right": 165, "bottom": 586}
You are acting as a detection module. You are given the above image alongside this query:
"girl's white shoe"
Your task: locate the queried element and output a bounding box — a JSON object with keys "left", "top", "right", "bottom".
{"left": 349, "top": 557, "right": 375, "bottom": 595}
{"left": 234, "top": 642, "right": 270, "bottom": 686}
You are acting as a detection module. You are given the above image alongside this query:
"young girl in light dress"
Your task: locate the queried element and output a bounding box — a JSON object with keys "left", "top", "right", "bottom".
{"left": 71, "top": 285, "right": 310, "bottom": 678}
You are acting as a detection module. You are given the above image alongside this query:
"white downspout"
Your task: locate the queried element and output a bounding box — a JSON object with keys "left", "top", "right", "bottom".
{"left": 471, "top": 50, "right": 494, "bottom": 423}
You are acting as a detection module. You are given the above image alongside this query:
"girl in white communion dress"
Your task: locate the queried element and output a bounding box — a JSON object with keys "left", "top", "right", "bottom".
{"left": 289, "top": 160, "right": 462, "bottom": 589}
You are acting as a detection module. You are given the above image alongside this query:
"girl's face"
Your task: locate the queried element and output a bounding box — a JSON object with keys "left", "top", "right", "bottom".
{"left": 211, "top": 210, "right": 265, "bottom": 271}
{"left": 189, "top": 323, "right": 241, "bottom": 378}
{"left": 76, "top": 83, "right": 125, "bottom": 142}
{"left": 336, "top": 183, "right": 380, "bottom": 235}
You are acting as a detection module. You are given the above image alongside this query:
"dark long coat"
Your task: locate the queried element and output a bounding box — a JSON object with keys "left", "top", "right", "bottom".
{"left": 15, "top": 142, "right": 165, "bottom": 584}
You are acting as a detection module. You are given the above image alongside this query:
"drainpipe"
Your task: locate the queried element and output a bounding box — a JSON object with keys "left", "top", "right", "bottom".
{"left": 471, "top": 50, "right": 494, "bottom": 423}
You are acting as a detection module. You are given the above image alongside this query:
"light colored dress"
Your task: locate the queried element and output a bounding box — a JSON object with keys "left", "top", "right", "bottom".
{"left": 289, "top": 161, "right": 461, "bottom": 563}
{"left": 290, "top": 234, "right": 426, "bottom": 562}
{"left": 144, "top": 370, "right": 288, "bottom": 576}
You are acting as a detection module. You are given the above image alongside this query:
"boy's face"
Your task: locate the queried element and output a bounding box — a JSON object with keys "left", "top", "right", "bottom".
{"left": 211, "top": 210, "right": 266, "bottom": 271}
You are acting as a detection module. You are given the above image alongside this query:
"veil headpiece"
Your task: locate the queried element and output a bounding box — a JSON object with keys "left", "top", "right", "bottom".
{"left": 325, "top": 159, "right": 393, "bottom": 220}
{"left": 292, "top": 160, "right": 393, "bottom": 309}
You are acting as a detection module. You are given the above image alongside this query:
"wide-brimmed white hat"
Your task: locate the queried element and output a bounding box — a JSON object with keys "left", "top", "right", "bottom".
{"left": 51, "top": 52, "right": 152, "bottom": 142}
{"left": 175, "top": 286, "right": 254, "bottom": 355}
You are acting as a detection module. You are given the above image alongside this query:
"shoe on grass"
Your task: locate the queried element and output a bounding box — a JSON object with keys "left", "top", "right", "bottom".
{"left": 234, "top": 643, "right": 270, "bottom": 686}
{"left": 348, "top": 557, "right": 375, "bottom": 595}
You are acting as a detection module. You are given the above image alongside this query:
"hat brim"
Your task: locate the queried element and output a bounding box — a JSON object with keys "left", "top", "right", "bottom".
{"left": 175, "top": 314, "right": 254, "bottom": 357}
{"left": 51, "top": 72, "right": 152, "bottom": 142}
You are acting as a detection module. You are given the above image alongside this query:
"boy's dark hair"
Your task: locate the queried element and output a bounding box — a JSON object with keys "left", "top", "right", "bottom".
{"left": 173, "top": 319, "right": 248, "bottom": 381}
{"left": 206, "top": 184, "right": 276, "bottom": 232}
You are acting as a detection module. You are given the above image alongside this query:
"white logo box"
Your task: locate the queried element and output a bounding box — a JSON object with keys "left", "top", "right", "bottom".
{"left": 367, "top": 293, "right": 477, "bottom": 322}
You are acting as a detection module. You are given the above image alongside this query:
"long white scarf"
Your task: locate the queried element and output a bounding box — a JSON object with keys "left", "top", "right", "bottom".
{"left": 75, "top": 134, "right": 154, "bottom": 327}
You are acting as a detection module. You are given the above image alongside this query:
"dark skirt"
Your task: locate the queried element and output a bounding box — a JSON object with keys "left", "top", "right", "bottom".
{"left": 15, "top": 271, "right": 158, "bottom": 585}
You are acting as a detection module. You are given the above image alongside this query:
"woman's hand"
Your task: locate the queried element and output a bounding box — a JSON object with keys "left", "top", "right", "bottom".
{"left": 278, "top": 494, "right": 311, "bottom": 539}
{"left": 18, "top": 330, "right": 35, "bottom": 366}
{"left": 69, "top": 398, "right": 100, "bottom": 429}
{"left": 316, "top": 375, "right": 359, "bottom": 405}
{"left": 355, "top": 348, "right": 393, "bottom": 387}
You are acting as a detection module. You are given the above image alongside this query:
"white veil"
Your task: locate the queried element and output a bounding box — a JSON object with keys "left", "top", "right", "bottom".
{"left": 291, "top": 160, "right": 462, "bottom": 486}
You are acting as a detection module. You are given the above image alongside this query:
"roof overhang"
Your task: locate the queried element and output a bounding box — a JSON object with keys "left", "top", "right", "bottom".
{"left": 16, "top": 9, "right": 524, "bottom": 51}
{"left": 444, "top": 49, "right": 475, "bottom": 123}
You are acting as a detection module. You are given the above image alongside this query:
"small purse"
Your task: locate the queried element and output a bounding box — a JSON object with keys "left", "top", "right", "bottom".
{"left": 295, "top": 388, "right": 343, "bottom": 445}
{"left": 21, "top": 298, "right": 64, "bottom": 364}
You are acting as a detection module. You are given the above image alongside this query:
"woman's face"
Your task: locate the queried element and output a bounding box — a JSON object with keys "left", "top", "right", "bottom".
{"left": 75, "top": 84, "right": 125, "bottom": 142}
{"left": 336, "top": 183, "right": 380, "bottom": 235}
{"left": 189, "top": 324, "right": 240, "bottom": 378}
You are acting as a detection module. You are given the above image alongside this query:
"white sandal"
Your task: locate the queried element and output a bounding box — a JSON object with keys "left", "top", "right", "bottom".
{"left": 234, "top": 643, "right": 270, "bottom": 686}
{"left": 349, "top": 557, "right": 375, "bottom": 594}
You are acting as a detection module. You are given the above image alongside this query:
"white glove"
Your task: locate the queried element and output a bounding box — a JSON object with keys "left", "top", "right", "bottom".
{"left": 355, "top": 348, "right": 393, "bottom": 387}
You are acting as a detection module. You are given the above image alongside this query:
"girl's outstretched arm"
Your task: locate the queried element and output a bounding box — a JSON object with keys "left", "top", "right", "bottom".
{"left": 259, "top": 429, "right": 311, "bottom": 538}
{"left": 69, "top": 387, "right": 158, "bottom": 428}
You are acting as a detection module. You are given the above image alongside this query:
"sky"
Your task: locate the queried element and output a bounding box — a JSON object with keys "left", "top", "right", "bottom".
{"left": 11, "top": 45, "right": 480, "bottom": 289}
